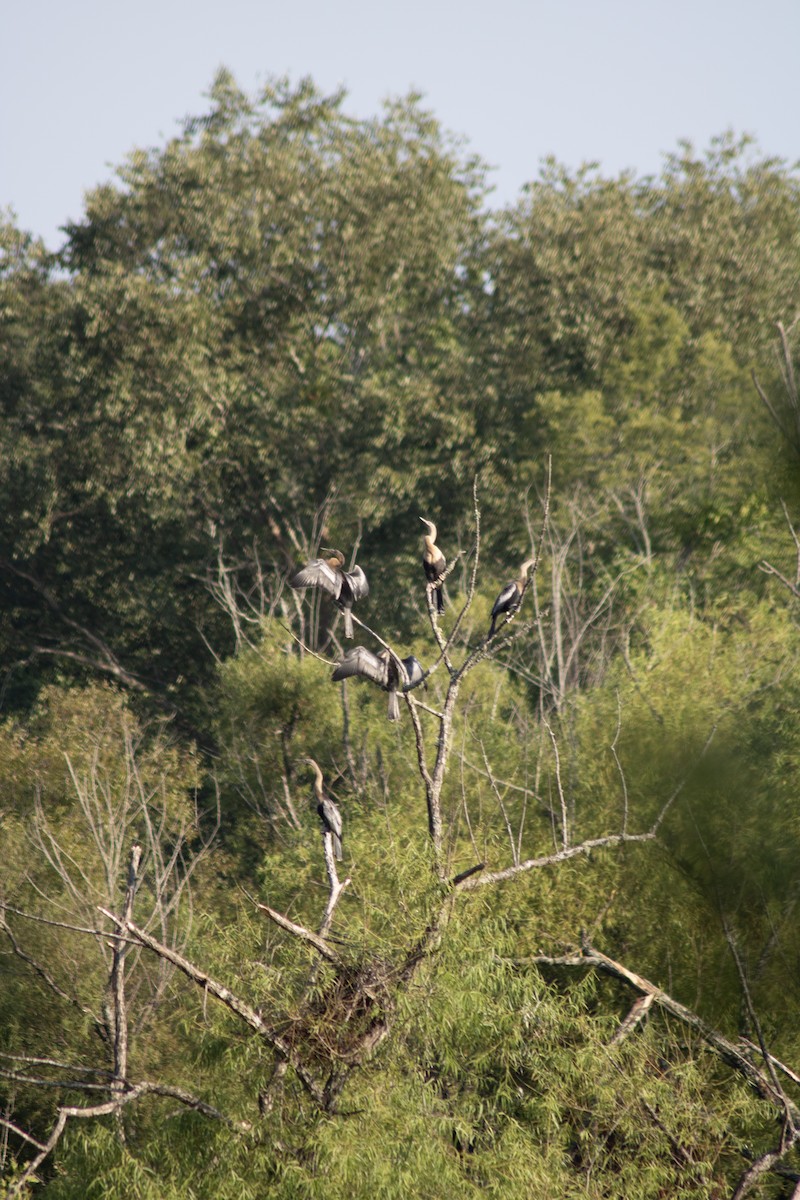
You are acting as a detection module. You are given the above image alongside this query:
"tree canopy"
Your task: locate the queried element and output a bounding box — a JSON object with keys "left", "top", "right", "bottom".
{"left": 3, "top": 72, "right": 800, "bottom": 1198}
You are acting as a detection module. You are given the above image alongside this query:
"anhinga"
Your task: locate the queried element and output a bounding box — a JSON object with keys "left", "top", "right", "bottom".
{"left": 420, "top": 518, "right": 446, "bottom": 614}
{"left": 290, "top": 549, "right": 369, "bottom": 638}
{"left": 306, "top": 757, "right": 343, "bottom": 860}
{"left": 488, "top": 558, "right": 535, "bottom": 638}
{"left": 332, "top": 646, "right": 425, "bottom": 721}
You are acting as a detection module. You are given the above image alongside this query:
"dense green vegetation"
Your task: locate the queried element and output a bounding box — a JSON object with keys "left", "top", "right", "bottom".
{"left": 2, "top": 71, "right": 800, "bottom": 1197}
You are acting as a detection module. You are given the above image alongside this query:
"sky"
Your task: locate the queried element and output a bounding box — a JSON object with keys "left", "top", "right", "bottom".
{"left": 2, "top": 0, "right": 799, "bottom": 252}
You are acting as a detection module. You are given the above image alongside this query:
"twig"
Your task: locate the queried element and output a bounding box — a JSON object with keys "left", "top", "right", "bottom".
{"left": 543, "top": 717, "right": 569, "bottom": 850}
{"left": 610, "top": 692, "right": 629, "bottom": 834}
{"left": 479, "top": 740, "right": 518, "bottom": 866}
{"left": 650, "top": 722, "right": 718, "bottom": 833}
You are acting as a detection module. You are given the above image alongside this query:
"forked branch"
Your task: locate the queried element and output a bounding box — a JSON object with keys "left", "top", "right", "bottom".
{"left": 529, "top": 937, "right": 800, "bottom": 1123}
{"left": 100, "top": 910, "right": 326, "bottom": 1107}
{"left": 3, "top": 1081, "right": 247, "bottom": 1199}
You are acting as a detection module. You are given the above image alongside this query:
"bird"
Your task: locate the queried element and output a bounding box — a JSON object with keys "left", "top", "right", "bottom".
{"left": 488, "top": 558, "right": 535, "bottom": 638}
{"left": 420, "top": 518, "right": 446, "bottom": 614}
{"left": 289, "top": 549, "right": 369, "bottom": 638}
{"left": 306, "top": 757, "right": 343, "bottom": 860}
{"left": 332, "top": 646, "right": 425, "bottom": 721}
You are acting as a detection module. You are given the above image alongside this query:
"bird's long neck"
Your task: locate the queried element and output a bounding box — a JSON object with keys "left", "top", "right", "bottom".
{"left": 423, "top": 523, "right": 438, "bottom": 560}
{"left": 309, "top": 760, "right": 324, "bottom": 799}
{"left": 517, "top": 558, "right": 534, "bottom": 589}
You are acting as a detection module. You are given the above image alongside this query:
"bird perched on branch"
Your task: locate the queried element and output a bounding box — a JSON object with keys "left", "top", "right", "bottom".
{"left": 488, "top": 558, "right": 535, "bottom": 638}
{"left": 290, "top": 548, "right": 368, "bottom": 638}
{"left": 306, "top": 757, "right": 343, "bottom": 860}
{"left": 420, "top": 518, "right": 446, "bottom": 614}
{"left": 332, "top": 646, "right": 425, "bottom": 721}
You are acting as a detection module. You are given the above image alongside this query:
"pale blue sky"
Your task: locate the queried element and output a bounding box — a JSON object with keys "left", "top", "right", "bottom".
{"left": 3, "top": 0, "right": 799, "bottom": 251}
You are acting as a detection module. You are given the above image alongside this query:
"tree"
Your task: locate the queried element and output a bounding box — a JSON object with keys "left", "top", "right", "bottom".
{"left": 0, "top": 75, "right": 488, "bottom": 720}
{"left": 5, "top": 72, "right": 800, "bottom": 1196}
{"left": 5, "top": 490, "right": 800, "bottom": 1198}
{"left": 0, "top": 685, "right": 220, "bottom": 1193}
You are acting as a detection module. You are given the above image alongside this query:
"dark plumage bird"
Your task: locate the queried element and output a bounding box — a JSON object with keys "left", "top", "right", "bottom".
{"left": 306, "top": 757, "right": 343, "bottom": 861}
{"left": 290, "top": 549, "right": 369, "bottom": 638}
{"left": 488, "top": 558, "right": 535, "bottom": 638}
{"left": 332, "top": 646, "right": 425, "bottom": 721}
{"left": 420, "top": 518, "right": 446, "bottom": 614}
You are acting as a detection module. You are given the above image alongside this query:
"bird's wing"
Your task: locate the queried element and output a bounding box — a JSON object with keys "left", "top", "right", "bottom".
{"left": 401, "top": 656, "right": 425, "bottom": 691}
{"left": 342, "top": 565, "right": 369, "bottom": 602}
{"left": 290, "top": 559, "right": 342, "bottom": 599}
{"left": 423, "top": 553, "right": 446, "bottom": 583}
{"left": 321, "top": 798, "right": 343, "bottom": 840}
{"left": 331, "top": 646, "right": 387, "bottom": 686}
{"left": 491, "top": 581, "right": 519, "bottom": 617}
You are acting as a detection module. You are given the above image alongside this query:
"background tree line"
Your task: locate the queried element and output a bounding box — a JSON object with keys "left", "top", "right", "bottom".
{"left": 2, "top": 70, "right": 800, "bottom": 1196}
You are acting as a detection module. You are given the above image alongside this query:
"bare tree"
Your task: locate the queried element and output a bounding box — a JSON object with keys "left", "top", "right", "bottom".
{"left": 0, "top": 712, "right": 219, "bottom": 1190}
{"left": 204, "top": 487, "right": 357, "bottom": 657}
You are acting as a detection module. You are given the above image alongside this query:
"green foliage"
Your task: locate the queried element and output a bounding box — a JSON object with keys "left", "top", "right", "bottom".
{"left": 554, "top": 599, "right": 800, "bottom": 1048}
{"left": 214, "top": 622, "right": 342, "bottom": 843}
{"left": 5, "top": 70, "right": 800, "bottom": 1200}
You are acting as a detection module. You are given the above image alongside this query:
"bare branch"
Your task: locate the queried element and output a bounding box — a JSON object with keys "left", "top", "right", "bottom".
{"left": 760, "top": 499, "right": 800, "bottom": 598}
{"left": 0, "top": 902, "right": 117, "bottom": 939}
{"left": 100, "top": 909, "right": 326, "bottom": 1107}
{"left": 4, "top": 1081, "right": 248, "bottom": 1199}
{"left": 759, "top": 560, "right": 800, "bottom": 599}
{"left": 753, "top": 370, "right": 795, "bottom": 449}
{"left": 777, "top": 319, "right": 800, "bottom": 420}
{"left": 0, "top": 1117, "right": 48, "bottom": 1153}
{"left": 528, "top": 938, "right": 800, "bottom": 1122}
{"left": 0, "top": 914, "right": 102, "bottom": 1030}
{"left": 404, "top": 688, "right": 434, "bottom": 806}
{"left": 610, "top": 692, "right": 629, "bottom": 834}
{"left": 458, "top": 831, "right": 655, "bottom": 890}
{"left": 246, "top": 894, "right": 343, "bottom": 966}
{"left": 542, "top": 717, "right": 569, "bottom": 850}
{"left": 479, "top": 740, "right": 518, "bottom": 866}
{"left": 732, "top": 1143, "right": 800, "bottom": 1200}
{"left": 753, "top": 320, "right": 800, "bottom": 457}
{"left": 108, "top": 844, "right": 142, "bottom": 1104}
{"left": 608, "top": 993, "right": 653, "bottom": 1045}
{"left": 722, "top": 913, "right": 797, "bottom": 1169}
